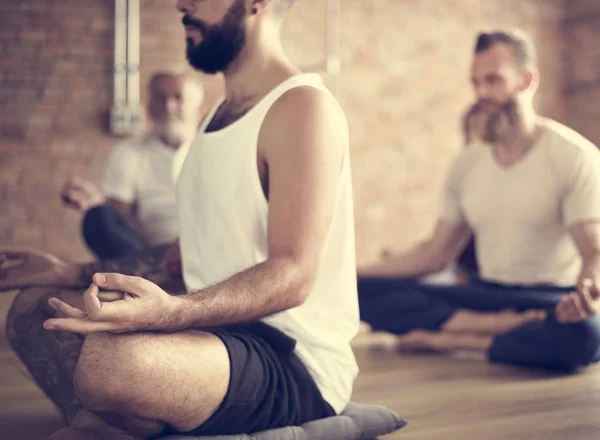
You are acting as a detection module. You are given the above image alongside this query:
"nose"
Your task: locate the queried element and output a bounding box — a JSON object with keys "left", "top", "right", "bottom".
{"left": 166, "top": 97, "right": 179, "bottom": 113}
{"left": 474, "top": 83, "right": 491, "bottom": 102}
{"left": 176, "top": 0, "right": 191, "bottom": 14}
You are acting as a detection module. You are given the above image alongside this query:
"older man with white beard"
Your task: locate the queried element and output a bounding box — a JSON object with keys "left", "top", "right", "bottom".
{"left": 61, "top": 70, "right": 204, "bottom": 259}
{"left": 358, "top": 28, "right": 600, "bottom": 371}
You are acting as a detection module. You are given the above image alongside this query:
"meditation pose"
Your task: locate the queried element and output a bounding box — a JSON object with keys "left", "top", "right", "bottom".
{"left": 3, "top": 1, "right": 359, "bottom": 439}
{"left": 61, "top": 70, "right": 204, "bottom": 259}
{"left": 358, "top": 28, "right": 600, "bottom": 371}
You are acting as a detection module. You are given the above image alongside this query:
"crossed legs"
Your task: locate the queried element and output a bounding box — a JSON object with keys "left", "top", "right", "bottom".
{"left": 7, "top": 287, "right": 230, "bottom": 439}
{"left": 358, "top": 278, "right": 600, "bottom": 370}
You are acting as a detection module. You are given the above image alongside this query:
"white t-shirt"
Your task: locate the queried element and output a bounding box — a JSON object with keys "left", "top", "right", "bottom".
{"left": 443, "top": 119, "right": 600, "bottom": 286}
{"left": 177, "top": 74, "right": 359, "bottom": 414}
{"left": 102, "top": 133, "right": 190, "bottom": 246}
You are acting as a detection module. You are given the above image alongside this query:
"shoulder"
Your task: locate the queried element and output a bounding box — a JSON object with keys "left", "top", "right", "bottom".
{"left": 117, "top": 132, "right": 157, "bottom": 152}
{"left": 541, "top": 119, "right": 599, "bottom": 161}
{"left": 539, "top": 119, "right": 600, "bottom": 178}
{"left": 109, "top": 133, "right": 156, "bottom": 160}
{"left": 260, "top": 84, "right": 349, "bottom": 161}
{"left": 265, "top": 85, "right": 347, "bottom": 137}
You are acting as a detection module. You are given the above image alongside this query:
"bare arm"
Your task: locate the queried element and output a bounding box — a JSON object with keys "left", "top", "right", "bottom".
{"left": 44, "top": 88, "right": 348, "bottom": 333}
{"left": 570, "top": 220, "right": 600, "bottom": 283}
{"left": 166, "top": 88, "right": 347, "bottom": 328}
{"left": 358, "top": 220, "right": 471, "bottom": 279}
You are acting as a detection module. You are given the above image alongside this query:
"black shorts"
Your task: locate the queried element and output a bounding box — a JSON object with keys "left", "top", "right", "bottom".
{"left": 167, "top": 321, "right": 335, "bottom": 436}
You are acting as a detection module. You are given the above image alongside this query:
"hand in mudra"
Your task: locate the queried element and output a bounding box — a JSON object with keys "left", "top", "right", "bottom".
{"left": 61, "top": 176, "right": 106, "bottom": 213}
{"left": 45, "top": 273, "right": 174, "bottom": 334}
{"left": 556, "top": 279, "right": 600, "bottom": 324}
{"left": 0, "top": 249, "right": 78, "bottom": 291}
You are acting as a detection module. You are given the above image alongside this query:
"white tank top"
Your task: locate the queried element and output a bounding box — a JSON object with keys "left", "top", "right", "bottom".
{"left": 176, "top": 73, "right": 359, "bottom": 413}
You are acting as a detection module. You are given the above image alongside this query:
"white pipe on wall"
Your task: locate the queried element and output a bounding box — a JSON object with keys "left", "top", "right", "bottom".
{"left": 126, "top": 0, "right": 140, "bottom": 107}
{"left": 113, "top": 0, "right": 127, "bottom": 106}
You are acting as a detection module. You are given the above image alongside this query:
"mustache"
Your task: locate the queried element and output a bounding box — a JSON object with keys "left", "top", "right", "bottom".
{"left": 474, "top": 99, "right": 502, "bottom": 110}
{"left": 182, "top": 15, "right": 207, "bottom": 32}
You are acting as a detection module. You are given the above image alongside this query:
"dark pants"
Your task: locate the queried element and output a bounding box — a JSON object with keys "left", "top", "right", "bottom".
{"left": 457, "top": 237, "right": 479, "bottom": 277}
{"left": 82, "top": 205, "right": 147, "bottom": 259}
{"left": 358, "top": 277, "right": 600, "bottom": 371}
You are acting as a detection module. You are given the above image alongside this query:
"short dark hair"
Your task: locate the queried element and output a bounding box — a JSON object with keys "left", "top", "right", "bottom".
{"left": 475, "top": 28, "right": 537, "bottom": 67}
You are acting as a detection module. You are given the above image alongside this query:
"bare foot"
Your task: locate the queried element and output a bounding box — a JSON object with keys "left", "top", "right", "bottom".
{"left": 67, "top": 408, "right": 164, "bottom": 440}
{"left": 0, "top": 249, "right": 80, "bottom": 291}
{"left": 394, "top": 330, "right": 493, "bottom": 354}
{"left": 443, "top": 308, "right": 547, "bottom": 335}
{"left": 48, "top": 427, "right": 141, "bottom": 440}
{"left": 394, "top": 330, "right": 446, "bottom": 353}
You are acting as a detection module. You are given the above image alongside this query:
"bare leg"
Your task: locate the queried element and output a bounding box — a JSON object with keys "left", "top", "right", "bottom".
{"left": 393, "top": 309, "right": 546, "bottom": 354}
{"left": 48, "top": 410, "right": 158, "bottom": 440}
{"left": 73, "top": 330, "right": 230, "bottom": 433}
{"left": 7, "top": 287, "right": 85, "bottom": 424}
{"left": 441, "top": 309, "right": 547, "bottom": 335}
{"left": 6, "top": 287, "right": 168, "bottom": 439}
{"left": 395, "top": 329, "right": 493, "bottom": 353}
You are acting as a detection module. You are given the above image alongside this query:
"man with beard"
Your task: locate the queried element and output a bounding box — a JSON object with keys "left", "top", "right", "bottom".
{"left": 358, "top": 28, "right": 600, "bottom": 371}
{"left": 61, "top": 70, "right": 204, "bottom": 259}
{"left": 4, "top": 1, "right": 358, "bottom": 439}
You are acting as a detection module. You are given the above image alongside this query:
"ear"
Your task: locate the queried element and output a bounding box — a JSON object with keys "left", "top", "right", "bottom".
{"left": 521, "top": 67, "right": 539, "bottom": 93}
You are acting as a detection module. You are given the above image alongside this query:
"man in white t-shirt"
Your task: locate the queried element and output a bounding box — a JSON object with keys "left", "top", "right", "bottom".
{"left": 359, "top": 28, "right": 600, "bottom": 371}
{"left": 5, "top": 1, "right": 360, "bottom": 439}
{"left": 61, "top": 70, "right": 204, "bottom": 258}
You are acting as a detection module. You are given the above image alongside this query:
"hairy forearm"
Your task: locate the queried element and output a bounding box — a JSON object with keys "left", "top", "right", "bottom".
{"left": 358, "top": 243, "right": 442, "bottom": 279}
{"left": 167, "top": 258, "right": 311, "bottom": 330}
{"left": 79, "top": 242, "right": 185, "bottom": 293}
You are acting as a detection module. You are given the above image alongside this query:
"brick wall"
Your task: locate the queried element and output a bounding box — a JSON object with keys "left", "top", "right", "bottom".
{"left": 287, "top": 0, "right": 568, "bottom": 263}
{"left": 563, "top": 0, "right": 600, "bottom": 147}
{"left": 0, "top": 0, "right": 583, "bottom": 265}
{"left": 0, "top": 0, "right": 216, "bottom": 259}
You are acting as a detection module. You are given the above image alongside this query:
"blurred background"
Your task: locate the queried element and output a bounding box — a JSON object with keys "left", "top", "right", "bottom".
{"left": 0, "top": 0, "right": 598, "bottom": 264}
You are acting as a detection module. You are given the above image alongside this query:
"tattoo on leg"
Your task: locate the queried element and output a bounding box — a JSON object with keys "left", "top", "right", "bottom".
{"left": 7, "top": 288, "right": 84, "bottom": 424}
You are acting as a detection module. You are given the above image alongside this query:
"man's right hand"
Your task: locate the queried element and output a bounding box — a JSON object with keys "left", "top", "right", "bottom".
{"left": 61, "top": 177, "right": 107, "bottom": 213}
{"left": 0, "top": 249, "right": 81, "bottom": 291}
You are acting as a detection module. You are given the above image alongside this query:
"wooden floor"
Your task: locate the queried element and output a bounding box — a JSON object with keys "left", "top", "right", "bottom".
{"left": 2, "top": 291, "right": 600, "bottom": 439}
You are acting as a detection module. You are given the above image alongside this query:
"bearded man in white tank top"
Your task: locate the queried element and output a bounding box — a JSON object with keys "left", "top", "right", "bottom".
{"left": 4, "top": 1, "right": 359, "bottom": 438}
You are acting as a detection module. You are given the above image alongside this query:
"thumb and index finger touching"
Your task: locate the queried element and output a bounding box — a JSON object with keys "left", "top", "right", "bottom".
{"left": 79, "top": 273, "right": 150, "bottom": 321}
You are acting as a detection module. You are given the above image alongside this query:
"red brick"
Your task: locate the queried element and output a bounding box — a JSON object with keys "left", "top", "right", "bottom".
{"left": 0, "top": 0, "right": 596, "bottom": 263}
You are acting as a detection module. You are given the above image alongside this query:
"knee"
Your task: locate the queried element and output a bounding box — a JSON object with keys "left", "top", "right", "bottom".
{"left": 6, "top": 288, "right": 54, "bottom": 347}
{"left": 74, "top": 332, "right": 151, "bottom": 411}
{"left": 558, "top": 319, "right": 600, "bottom": 370}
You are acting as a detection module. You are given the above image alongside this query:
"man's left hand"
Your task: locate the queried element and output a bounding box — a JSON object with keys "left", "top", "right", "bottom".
{"left": 44, "top": 273, "right": 178, "bottom": 334}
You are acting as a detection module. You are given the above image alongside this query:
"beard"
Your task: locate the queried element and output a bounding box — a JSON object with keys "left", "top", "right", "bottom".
{"left": 153, "top": 119, "right": 191, "bottom": 147}
{"left": 182, "top": 0, "right": 247, "bottom": 74}
{"left": 474, "top": 96, "right": 522, "bottom": 144}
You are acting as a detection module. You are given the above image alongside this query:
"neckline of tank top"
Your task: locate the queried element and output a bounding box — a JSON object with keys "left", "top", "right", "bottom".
{"left": 200, "top": 72, "right": 323, "bottom": 138}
